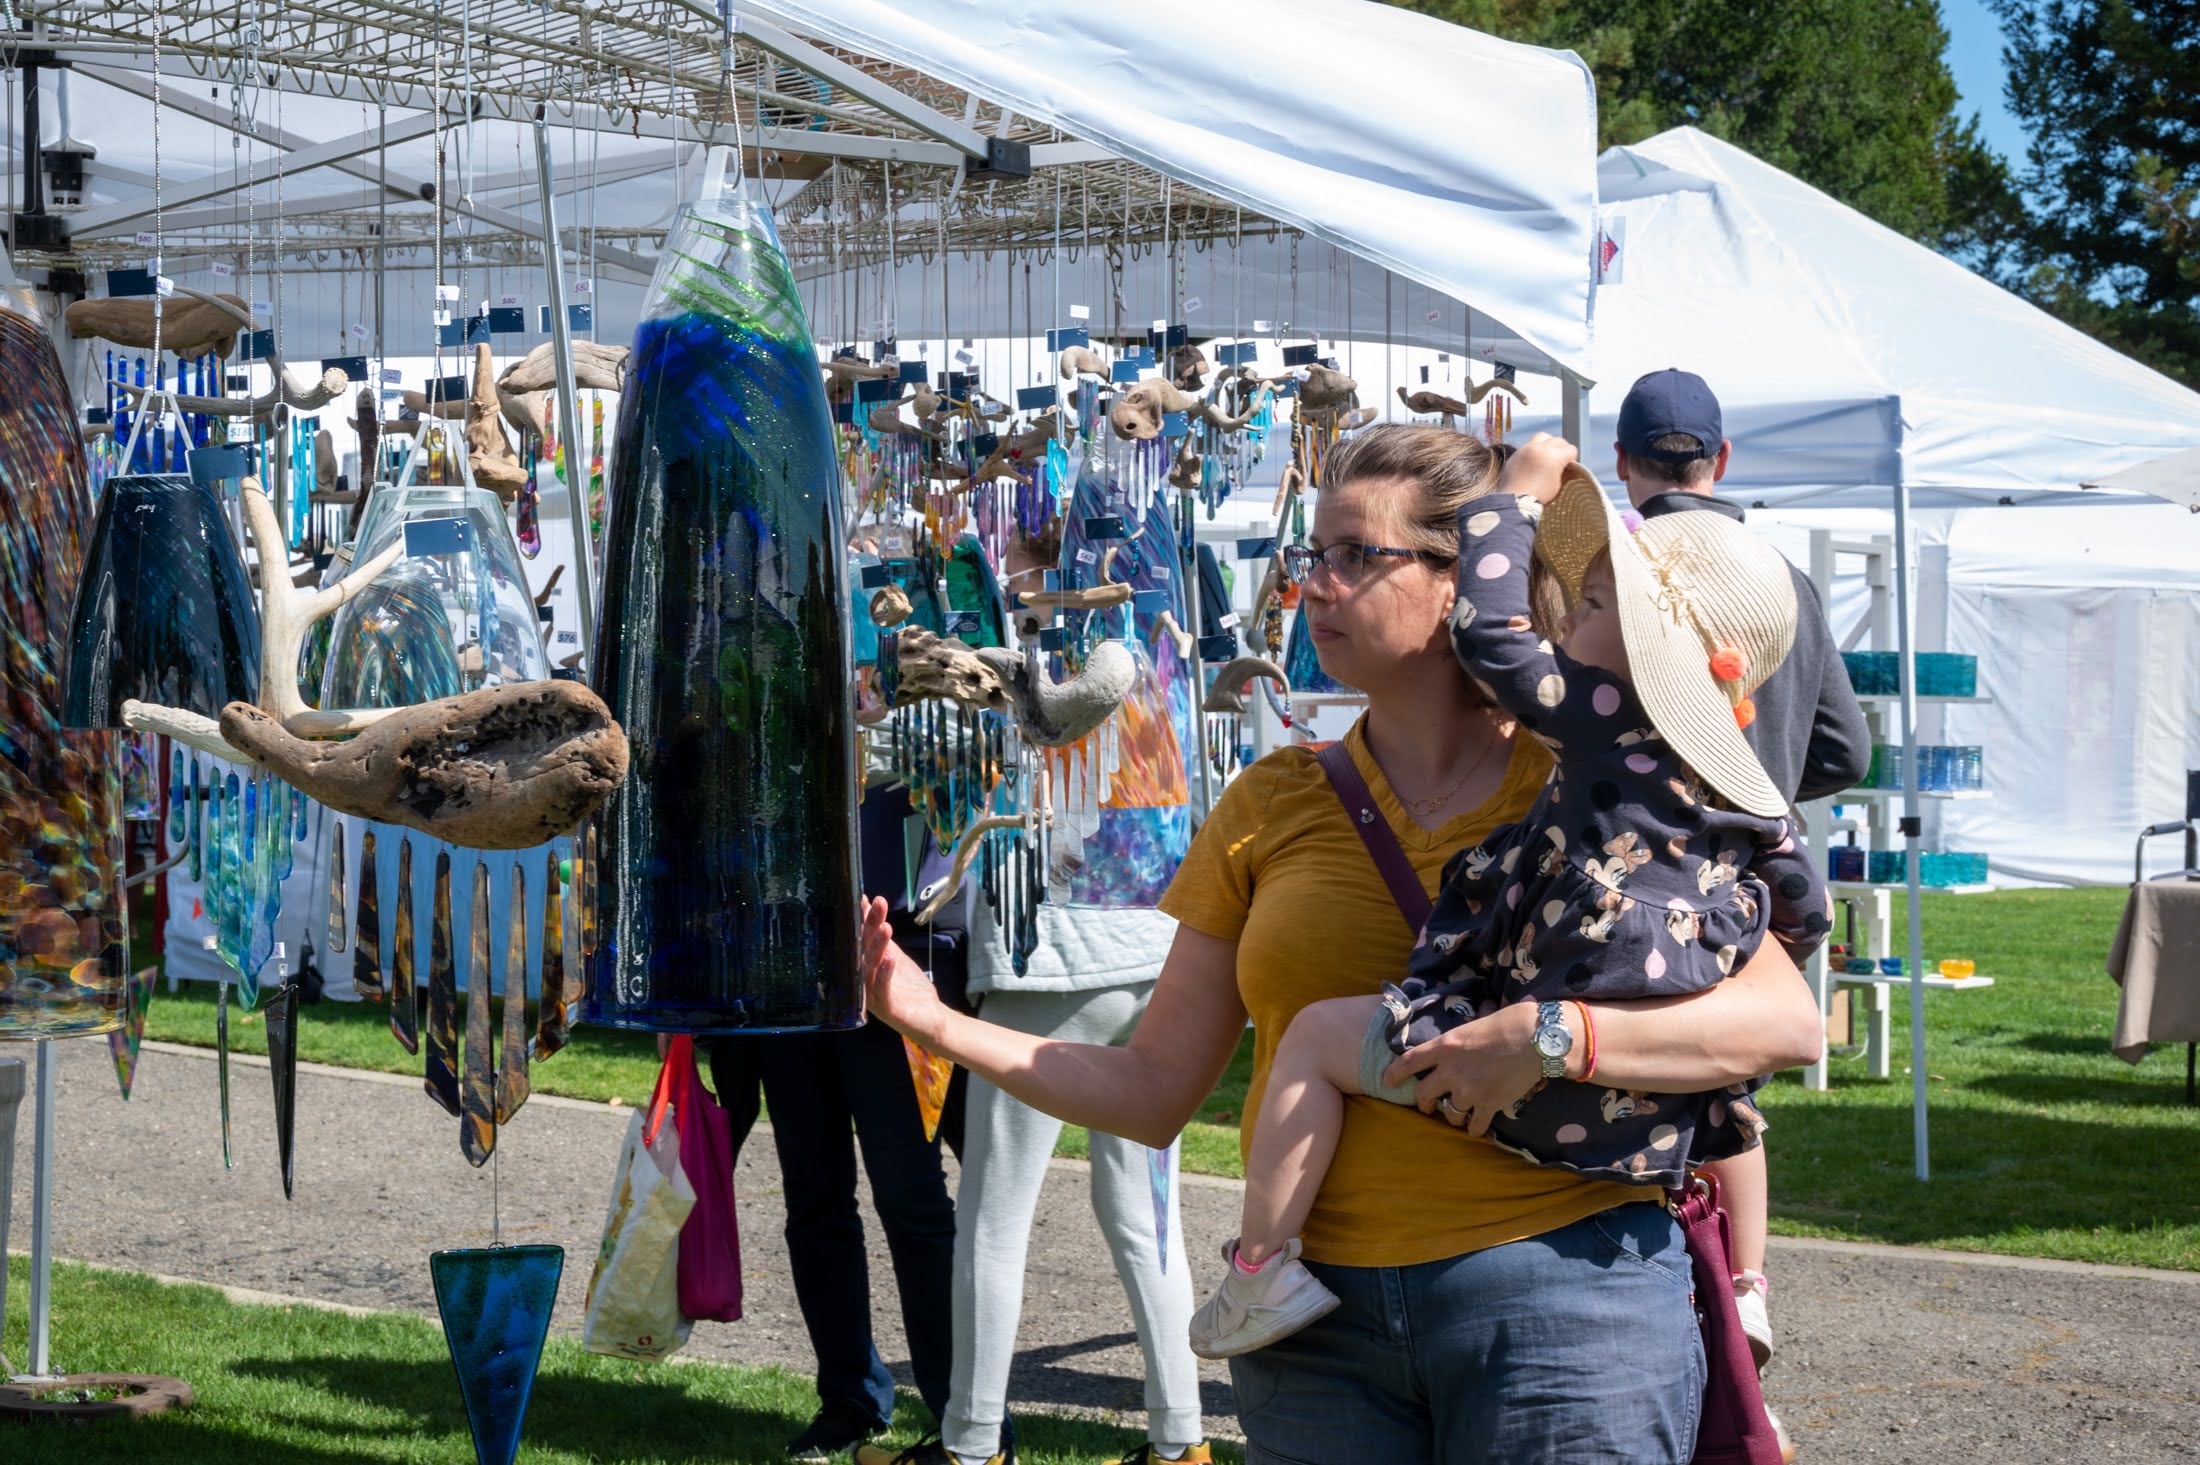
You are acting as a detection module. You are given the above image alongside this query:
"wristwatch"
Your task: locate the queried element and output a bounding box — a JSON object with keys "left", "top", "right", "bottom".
{"left": 1532, "top": 1000, "right": 1574, "bottom": 1080}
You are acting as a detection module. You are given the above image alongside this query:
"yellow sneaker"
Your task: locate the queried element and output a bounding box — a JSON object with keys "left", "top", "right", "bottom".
{"left": 1105, "top": 1447, "right": 1213, "bottom": 1465}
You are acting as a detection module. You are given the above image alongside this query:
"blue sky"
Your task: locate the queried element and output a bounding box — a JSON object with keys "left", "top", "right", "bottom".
{"left": 1942, "top": 0, "right": 2029, "bottom": 161}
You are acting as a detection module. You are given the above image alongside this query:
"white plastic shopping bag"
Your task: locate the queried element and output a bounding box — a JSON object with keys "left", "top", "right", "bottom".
{"left": 581, "top": 1106, "right": 697, "bottom": 1361}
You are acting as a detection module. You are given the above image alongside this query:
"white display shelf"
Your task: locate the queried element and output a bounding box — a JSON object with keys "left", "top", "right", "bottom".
{"left": 1832, "top": 970, "right": 1996, "bottom": 993}
{"left": 1832, "top": 788, "right": 1992, "bottom": 802}
{"left": 1830, "top": 879, "right": 1994, "bottom": 898}
{"left": 1854, "top": 693, "right": 1993, "bottom": 705}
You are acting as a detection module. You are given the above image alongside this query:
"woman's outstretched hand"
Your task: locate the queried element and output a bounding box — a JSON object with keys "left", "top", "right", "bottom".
{"left": 1496, "top": 431, "right": 1578, "bottom": 505}
{"left": 1380, "top": 1001, "right": 1543, "bottom": 1135}
{"left": 860, "top": 896, "right": 948, "bottom": 1045}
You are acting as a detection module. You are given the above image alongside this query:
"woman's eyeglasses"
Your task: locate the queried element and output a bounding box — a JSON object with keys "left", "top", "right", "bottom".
{"left": 1280, "top": 541, "right": 1441, "bottom": 587}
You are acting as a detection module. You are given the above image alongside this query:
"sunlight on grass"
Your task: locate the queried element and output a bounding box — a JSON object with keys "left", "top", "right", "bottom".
{"left": 0, "top": 1258, "right": 1232, "bottom": 1465}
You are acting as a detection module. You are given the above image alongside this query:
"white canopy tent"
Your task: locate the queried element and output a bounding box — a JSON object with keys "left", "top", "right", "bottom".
{"left": 1506, "top": 126, "right": 2200, "bottom": 1179}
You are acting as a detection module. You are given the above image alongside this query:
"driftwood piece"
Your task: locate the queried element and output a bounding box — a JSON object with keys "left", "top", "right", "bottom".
{"left": 496, "top": 339, "right": 630, "bottom": 395}
{"left": 890, "top": 626, "right": 1011, "bottom": 713}
{"left": 1108, "top": 378, "right": 1274, "bottom": 442}
{"left": 316, "top": 430, "right": 339, "bottom": 492}
{"left": 119, "top": 364, "right": 350, "bottom": 419}
{"left": 1202, "top": 655, "right": 1290, "bottom": 714}
{"left": 498, "top": 384, "right": 549, "bottom": 440}
{"left": 976, "top": 641, "right": 1136, "bottom": 747}
{"left": 64, "top": 291, "right": 251, "bottom": 356}
{"left": 464, "top": 344, "right": 527, "bottom": 501}
{"left": 869, "top": 585, "right": 913, "bottom": 627}
{"left": 1058, "top": 345, "right": 1111, "bottom": 384}
{"left": 219, "top": 682, "right": 629, "bottom": 851}
{"left": 1297, "top": 363, "right": 1359, "bottom": 413}
{"left": 1396, "top": 377, "right": 1527, "bottom": 419}
{"left": 1171, "top": 344, "right": 1210, "bottom": 392}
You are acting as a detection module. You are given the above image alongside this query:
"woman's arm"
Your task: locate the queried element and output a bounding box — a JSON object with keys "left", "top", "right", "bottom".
{"left": 860, "top": 896, "right": 1248, "bottom": 1148}
{"left": 1380, "top": 937, "right": 1823, "bottom": 1134}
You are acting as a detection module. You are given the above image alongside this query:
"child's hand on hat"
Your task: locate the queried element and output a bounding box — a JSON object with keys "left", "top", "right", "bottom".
{"left": 1496, "top": 431, "right": 1577, "bottom": 504}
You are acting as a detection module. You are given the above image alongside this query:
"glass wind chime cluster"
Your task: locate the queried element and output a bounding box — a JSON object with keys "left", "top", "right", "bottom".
{"left": 104, "top": 348, "right": 225, "bottom": 474}
{"left": 855, "top": 320, "right": 1281, "bottom": 973}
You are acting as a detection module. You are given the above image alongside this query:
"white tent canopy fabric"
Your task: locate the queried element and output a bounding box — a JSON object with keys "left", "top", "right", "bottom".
{"left": 2087, "top": 446, "right": 2200, "bottom": 511}
{"left": 1515, "top": 126, "right": 2200, "bottom": 506}
{"left": 740, "top": 0, "right": 1600, "bottom": 376}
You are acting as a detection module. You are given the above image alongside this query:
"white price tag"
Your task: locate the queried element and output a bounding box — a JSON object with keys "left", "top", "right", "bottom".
{"left": 574, "top": 278, "right": 593, "bottom": 295}
{"left": 1068, "top": 304, "right": 1090, "bottom": 320}
{"left": 211, "top": 261, "right": 234, "bottom": 278}
{"left": 350, "top": 322, "right": 369, "bottom": 339}
{"left": 954, "top": 350, "right": 973, "bottom": 366}
{"left": 274, "top": 942, "right": 286, "bottom": 960}
{"left": 252, "top": 300, "right": 272, "bottom": 318}
{"left": 1152, "top": 564, "right": 1171, "bottom": 581}
{"left": 154, "top": 276, "right": 175, "bottom": 298}
{"left": 556, "top": 630, "right": 578, "bottom": 644}
{"left": 1253, "top": 319, "right": 1272, "bottom": 333}
{"left": 1436, "top": 352, "right": 1451, "bottom": 363}
{"left": 434, "top": 284, "right": 462, "bottom": 302}
{"left": 203, "top": 935, "right": 218, "bottom": 951}
{"left": 134, "top": 230, "right": 156, "bottom": 248}
{"left": 1074, "top": 547, "right": 1096, "bottom": 565}
{"left": 1182, "top": 296, "right": 1204, "bottom": 314}
{"left": 434, "top": 309, "right": 453, "bottom": 327}
{"left": 382, "top": 367, "right": 403, "bottom": 384}
{"left": 1218, "top": 611, "right": 1240, "bottom": 629}
{"left": 1151, "top": 318, "right": 1168, "bottom": 331}
{"left": 1425, "top": 309, "right": 1441, "bottom": 323}
{"left": 499, "top": 293, "right": 522, "bottom": 308}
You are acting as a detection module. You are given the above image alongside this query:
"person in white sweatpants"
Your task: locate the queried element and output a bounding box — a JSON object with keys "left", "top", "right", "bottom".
{"left": 940, "top": 901, "right": 1207, "bottom": 1465}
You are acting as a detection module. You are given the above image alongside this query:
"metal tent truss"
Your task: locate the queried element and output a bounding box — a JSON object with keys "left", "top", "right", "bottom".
{"left": 5, "top": 1, "right": 1271, "bottom": 288}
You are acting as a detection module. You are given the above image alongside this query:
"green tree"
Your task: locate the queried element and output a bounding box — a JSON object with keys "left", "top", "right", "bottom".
{"left": 1392, "top": 0, "right": 2013, "bottom": 249}
{"left": 1992, "top": 0, "right": 2199, "bottom": 384}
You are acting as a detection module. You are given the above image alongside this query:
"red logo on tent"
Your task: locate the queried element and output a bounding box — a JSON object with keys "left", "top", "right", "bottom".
{"left": 1600, "top": 233, "right": 1621, "bottom": 275}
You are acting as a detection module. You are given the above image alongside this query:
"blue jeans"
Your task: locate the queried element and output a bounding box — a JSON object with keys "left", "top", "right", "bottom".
{"left": 1229, "top": 1203, "right": 1704, "bottom": 1464}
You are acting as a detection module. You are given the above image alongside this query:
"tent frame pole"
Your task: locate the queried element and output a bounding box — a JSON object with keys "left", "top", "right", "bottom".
{"left": 1892, "top": 462, "right": 1931, "bottom": 1181}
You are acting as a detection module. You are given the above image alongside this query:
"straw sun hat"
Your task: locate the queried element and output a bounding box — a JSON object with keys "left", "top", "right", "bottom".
{"left": 1534, "top": 465, "right": 1797, "bottom": 818}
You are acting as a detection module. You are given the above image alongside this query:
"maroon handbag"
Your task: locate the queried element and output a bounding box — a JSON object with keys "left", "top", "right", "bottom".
{"left": 1670, "top": 1173, "right": 1784, "bottom": 1465}
{"left": 1313, "top": 741, "right": 1779, "bottom": 1464}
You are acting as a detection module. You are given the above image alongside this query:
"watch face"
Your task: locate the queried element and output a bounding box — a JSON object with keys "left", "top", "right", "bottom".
{"left": 1535, "top": 1026, "right": 1570, "bottom": 1058}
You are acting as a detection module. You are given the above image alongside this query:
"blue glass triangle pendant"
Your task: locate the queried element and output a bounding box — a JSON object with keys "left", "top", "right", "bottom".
{"left": 429, "top": 1244, "right": 564, "bottom": 1465}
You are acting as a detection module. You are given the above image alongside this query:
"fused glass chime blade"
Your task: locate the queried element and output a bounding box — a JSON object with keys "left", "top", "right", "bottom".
{"left": 390, "top": 836, "right": 420, "bottom": 1054}
{"left": 217, "top": 980, "right": 234, "bottom": 1169}
{"left": 461, "top": 863, "right": 497, "bottom": 1166}
{"left": 108, "top": 964, "right": 157, "bottom": 1100}
{"left": 497, "top": 865, "right": 530, "bottom": 1123}
{"left": 352, "top": 829, "right": 384, "bottom": 1000}
{"left": 167, "top": 744, "right": 188, "bottom": 845}
{"left": 327, "top": 821, "right": 348, "bottom": 953}
{"left": 429, "top": 1244, "right": 564, "bottom": 1465}
{"left": 265, "top": 980, "right": 299, "bottom": 1200}
{"left": 187, "top": 755, "right": 203, "bottom": 881}
{"left": 531, "top": 855, "right": 571, "bottom": 1062}
{"left": 424, "top": 851, "right": 461, "bottom": 1116}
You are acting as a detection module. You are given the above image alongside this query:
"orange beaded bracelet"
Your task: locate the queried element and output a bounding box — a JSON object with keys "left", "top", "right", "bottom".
{"left": 1571, "top": 1000, "right": 1598, "bottom": 1081}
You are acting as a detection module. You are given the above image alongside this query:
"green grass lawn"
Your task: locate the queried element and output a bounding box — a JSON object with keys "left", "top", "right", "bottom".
{"left": 0, "top": 1258, "right": 1230, "bottom": 1464}
{"left": 142, "top": 888, "right": 2199, "bottom": 1269}
{"left": 1761, "top": 886, "right": 2200, "bottom": 1270}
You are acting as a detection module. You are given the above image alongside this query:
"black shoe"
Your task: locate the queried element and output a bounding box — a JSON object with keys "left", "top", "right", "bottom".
{"left": 786, "top": 1397, "right": 887, "bottom": 1462}
{"left": 852, "top": 1436, "right": 1016, "bottom": 1465}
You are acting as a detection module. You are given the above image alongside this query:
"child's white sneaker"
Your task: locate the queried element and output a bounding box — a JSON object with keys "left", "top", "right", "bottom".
{"left": 1733, "top": 1270, "right": 1774, "bottom": 1368}
{"left": 1187, "top": 1238, "right": 1339, "bottom": 1360}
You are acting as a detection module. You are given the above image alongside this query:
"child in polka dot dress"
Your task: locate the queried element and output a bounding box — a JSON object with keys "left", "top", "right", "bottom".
{"left": 1189, "top": 459, "right": 1830, "bottom": 1360}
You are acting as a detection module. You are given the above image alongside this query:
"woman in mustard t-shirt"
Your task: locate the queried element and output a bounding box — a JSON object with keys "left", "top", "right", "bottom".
{"left": 859, "top": 426, "right": 1823, "bottom": 1464}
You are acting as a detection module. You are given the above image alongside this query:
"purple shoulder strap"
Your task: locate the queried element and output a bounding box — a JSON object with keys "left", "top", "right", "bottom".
{"left": 1313, "top": 741, "right": 1433, "bottom": 935}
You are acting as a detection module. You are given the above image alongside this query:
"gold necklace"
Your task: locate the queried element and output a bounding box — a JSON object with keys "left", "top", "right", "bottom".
{"left": 1397, "top": 727, "right": 1506, "bottom": 817}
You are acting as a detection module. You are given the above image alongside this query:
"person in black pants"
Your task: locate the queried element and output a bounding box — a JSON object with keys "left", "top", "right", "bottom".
{"left": 710, "top": 780, "right": 970, "bottom": 1462}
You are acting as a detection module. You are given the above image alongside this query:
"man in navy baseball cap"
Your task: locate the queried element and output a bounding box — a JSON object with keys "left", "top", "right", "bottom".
{"left": 1613, "top": 366, "right": 1730, "bottom": 484}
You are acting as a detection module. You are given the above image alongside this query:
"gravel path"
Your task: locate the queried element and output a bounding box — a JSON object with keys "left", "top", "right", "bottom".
{"left": 7, "top": 1039, "right": 2199, "bottom": 1461}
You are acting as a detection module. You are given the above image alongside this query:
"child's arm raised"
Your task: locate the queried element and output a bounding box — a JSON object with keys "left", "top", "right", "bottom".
{"left": 1448, "top": 493, "right": 1626, "bottom": 751}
